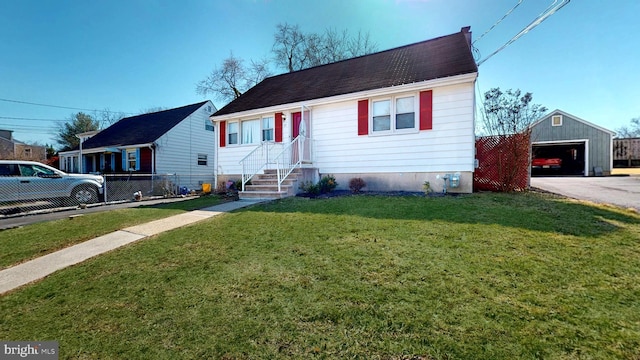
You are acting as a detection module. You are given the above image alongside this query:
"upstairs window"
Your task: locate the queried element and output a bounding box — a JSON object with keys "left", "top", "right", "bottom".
{"left": 552, "top": 115, "right": 563, "bottom": 126}
{"left": 205, "top": 120, "right": 214, "bottom": 132}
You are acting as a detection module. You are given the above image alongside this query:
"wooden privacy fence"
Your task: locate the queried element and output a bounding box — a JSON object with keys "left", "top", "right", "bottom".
{"left": 474, "top": 133, "right": 531, "bottom": 192}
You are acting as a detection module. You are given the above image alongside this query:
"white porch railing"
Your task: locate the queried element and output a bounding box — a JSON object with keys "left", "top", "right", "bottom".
{"left": 240, "top": 142, "right": 282, "bottom": 191}
{"left": 273, "top": 136, "right": 303, "bottom": 192}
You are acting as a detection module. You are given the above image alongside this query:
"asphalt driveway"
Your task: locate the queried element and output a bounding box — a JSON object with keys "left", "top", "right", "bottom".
{"left": 531, "top": 176, "right": 640, "bottom": 211}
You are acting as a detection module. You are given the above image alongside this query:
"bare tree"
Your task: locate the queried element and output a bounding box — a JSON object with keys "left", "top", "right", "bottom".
{"left": 481, "top": 88, "right": 547, "bottom": 192}
{"left": 482, "top": 88, "right": 547, "bottom": 135}
{"left": 196, "top": 53, "right": 247, "bottom": 103}
{"left": 273, "top": 23, "right": 378, "bottom": 73}
{"left": 616, "top": 117, "right": 640, "bottom": 138}
{"left": 196, "top": 52, "right": 272, "bottom": 104}
{"left": 321, "top": 28, "right": 350, "bottom": 63}
{"left": 348, "top": 30, "right": 378, "bottom": 57}
{"left": 198, "top": 23, "right": 377, "bottom": 103}
{"left": 272, "top": 23, "right": 309, "bottom": 72}
{"left": 93, "top": 109, "right": 126, "bottom": 128}
{"left": 245, "top": 57, "right": 272, "bottom": 87}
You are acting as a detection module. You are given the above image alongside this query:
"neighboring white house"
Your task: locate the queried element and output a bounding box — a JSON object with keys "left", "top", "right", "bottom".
{"left": 209, "top": 27, "right": 478, "bottom": 198}
{"left": 59, "top": 101, "right": 217, "bottom": 189}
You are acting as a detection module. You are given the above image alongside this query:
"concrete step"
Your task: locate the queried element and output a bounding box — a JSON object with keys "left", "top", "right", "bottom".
{"left": 263, "top": 168, "right": 302, "bottom": 175}
{"left": 250, "top": 178, "right": 295, "bottom": 186}
{"left": 245, "top": 184, "right": 293, "bottom": 192}
{"left": 238, "top": 191, "right": 290, "bottom": 200}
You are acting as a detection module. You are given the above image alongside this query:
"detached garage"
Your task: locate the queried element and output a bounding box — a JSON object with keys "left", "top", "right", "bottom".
{"left": 530, "top": 109, "right": 614, "bottom": 176}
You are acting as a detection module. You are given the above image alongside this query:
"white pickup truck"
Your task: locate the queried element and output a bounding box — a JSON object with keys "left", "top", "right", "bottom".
{"left": 0, "top": 160, "right": 104, "bottom": 205}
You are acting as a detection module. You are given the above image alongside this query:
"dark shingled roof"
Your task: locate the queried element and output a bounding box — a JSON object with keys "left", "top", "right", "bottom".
{"left": 82, "top": 101, "right": 209, "bottom": 149}
{"left": 214, "top": 28, "right": 477, "bottom": 116}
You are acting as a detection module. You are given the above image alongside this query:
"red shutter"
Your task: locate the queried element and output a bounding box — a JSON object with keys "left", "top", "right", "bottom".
{"left": 357, "top": 100, "right": 368, "bottom": 135}
{"left": 275, "top": 113, "right": 283, "bottom": 142}
{"left": 419, "top": 90, "right": 433, "bottom": 130}
{"left": 219, "top": 120, "right": 226, "bottom": 147}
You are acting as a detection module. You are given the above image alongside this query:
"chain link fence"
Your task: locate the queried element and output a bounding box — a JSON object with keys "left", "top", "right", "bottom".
{"left": 0, "top": 172, "right": 216, "bottom": 218}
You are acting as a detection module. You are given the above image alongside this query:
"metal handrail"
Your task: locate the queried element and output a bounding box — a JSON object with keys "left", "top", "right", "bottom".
{"left": 272, "top": 136, "right": 302, "bottom": 192}
{"left": 240, "top": 142, "right": 281, "bottom": 191}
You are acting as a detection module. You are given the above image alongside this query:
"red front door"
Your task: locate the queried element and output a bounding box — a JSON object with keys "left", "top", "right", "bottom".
{"left": 292, "top": 112, "right": 302, "bottom": 138}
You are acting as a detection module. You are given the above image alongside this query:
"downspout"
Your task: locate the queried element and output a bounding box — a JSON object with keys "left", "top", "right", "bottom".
{"left": 77, "top": 135, "right": 83, "bottom": 174}
{"left": 148, "top": 144, "right": 155, "bottom": 174}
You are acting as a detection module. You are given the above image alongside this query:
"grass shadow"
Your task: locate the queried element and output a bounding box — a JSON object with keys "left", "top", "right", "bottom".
{"left": 242, "top": 192, "right": 640, "bottom": 238}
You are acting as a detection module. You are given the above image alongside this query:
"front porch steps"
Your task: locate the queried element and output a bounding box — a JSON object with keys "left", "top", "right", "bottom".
{"left": 239, "top": 168, "right": 302, "bottom": 200}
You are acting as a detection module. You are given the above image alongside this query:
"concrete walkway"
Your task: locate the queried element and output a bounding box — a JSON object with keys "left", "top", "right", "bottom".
{"left": 0, "top": 199, "right": 267, "bottom": 295}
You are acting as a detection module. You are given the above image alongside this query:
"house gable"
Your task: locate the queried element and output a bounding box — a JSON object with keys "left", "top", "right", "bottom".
{"left": 82, "top": 101, "right": 211, "bottom": 150}
{"left": 531, "top": 109, "right": 615, "bottom": 141}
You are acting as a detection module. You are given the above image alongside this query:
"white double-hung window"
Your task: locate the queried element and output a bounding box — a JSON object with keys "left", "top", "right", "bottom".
{"left": 228, "top": 122, "right": 239, "bottom": 145}
{"left": 227, "top": 115, "right": 276, "bottom": 146}
{"left": 262, "top": 116, "right": 274, "bottom": 141}
{"left": 241, "top": 119, "right": 260, "bottom": 144}
{"left": 372, "top": 95, "right": 416, "bottom": 133}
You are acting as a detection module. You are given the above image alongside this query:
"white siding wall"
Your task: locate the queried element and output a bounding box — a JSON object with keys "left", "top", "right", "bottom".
{"left": 155, "top": 101, "right": 216, "bottom": 189}
{"left": 215, "top": 81, "right": 476, "bottom": 191}
{"left": 313, "top": 83, "right": 475, "bottom": 173}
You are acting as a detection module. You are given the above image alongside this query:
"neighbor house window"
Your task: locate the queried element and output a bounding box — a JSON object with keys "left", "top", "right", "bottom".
{"left": 372, "top": 95, "right": 416, "bottom": 133}
{"left": 228, "top": 122, "right": 239, "bottom": 145}
{"left": 127, "top": 150, "right": 137, "bottom": 171}
{"left": 205, "top": 120, "right": 214, "bottom": 132}
{"left": 552, "top": 115, "right": 563, "bottom": 126}
{"left": 242, "top": 119, "right": 260, "bottom": 144}
{"left": 262, "top": 116, "right": 274, "bottom": 141}
{"left": 197, "top": 154, "right": 207, "bottom": 166}
{"left": 23, "top": 148, "right": 32, "bottom": 158}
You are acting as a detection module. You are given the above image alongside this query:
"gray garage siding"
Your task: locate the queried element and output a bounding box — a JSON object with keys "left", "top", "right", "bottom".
{"left": 531, "top": 110, "right": 614, "bottom": 176}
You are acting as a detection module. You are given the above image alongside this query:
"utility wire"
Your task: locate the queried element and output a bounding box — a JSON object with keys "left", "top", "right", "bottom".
{"left": 0, "top": 116, "right": 66, "bottom": 122}
{"left": 0, "top": 97, "right": 134, "bottom": 115}
{"left": 473, "top": 0, "right": 524, "bottom": 45}
{"left": 477, "top": 0, "right": 570, "bottom": 66}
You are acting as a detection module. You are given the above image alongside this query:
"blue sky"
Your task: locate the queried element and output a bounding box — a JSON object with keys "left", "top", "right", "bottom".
{"left": 1, "top": 0, "right": 638, "bottom": 148}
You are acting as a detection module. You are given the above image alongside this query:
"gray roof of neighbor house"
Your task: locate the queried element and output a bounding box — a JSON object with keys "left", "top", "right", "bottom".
{"left": 213, "top": 27, "right": 477, "bottom": 116}
{"left": 82, "top": 101, "right": 210, "bottom": 149}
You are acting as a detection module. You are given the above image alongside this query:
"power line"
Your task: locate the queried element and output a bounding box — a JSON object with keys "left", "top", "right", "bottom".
{"left": 473, "top": 0, "right": 524, "bottom": 45}
{"left": 0, "top": 123, "right": 56, "bottom": 130}
{"left": 0, "top": 116, "right": 66, "bottom": 122}
{"left": 0, "top": 97, "right": 134, "bottom": 115}
{"left": 477, "top": 0, "right": 571, "bottom": 66}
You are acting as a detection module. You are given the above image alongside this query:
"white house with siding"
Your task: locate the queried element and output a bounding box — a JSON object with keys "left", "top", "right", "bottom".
{"left": 59, "top": 101, "right": 216, "bottom": 189}
{"left": 210, "top": 27, "right": 478, "bottom": 198}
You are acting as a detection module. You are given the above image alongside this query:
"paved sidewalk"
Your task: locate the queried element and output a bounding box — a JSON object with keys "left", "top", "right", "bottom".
{"left": 0, "top": 199, "right": 267, "bottom": 295}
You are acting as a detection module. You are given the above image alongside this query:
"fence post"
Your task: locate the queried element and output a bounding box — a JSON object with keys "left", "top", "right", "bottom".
{"left": 103, "top": 178, "right": 108, "bottom": 203}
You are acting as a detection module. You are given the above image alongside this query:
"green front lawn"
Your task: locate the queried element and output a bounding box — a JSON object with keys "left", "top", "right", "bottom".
{"left": 0, "top": 195, "right": 225, "bottom": 269}
{"left": 1, "top": 193, "right": 639, "bottom": 359}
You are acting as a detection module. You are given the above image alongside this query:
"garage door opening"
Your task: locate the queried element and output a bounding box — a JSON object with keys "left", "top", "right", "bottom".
{"left": 532, "top": 142, "right": 586, "bottom": 176}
